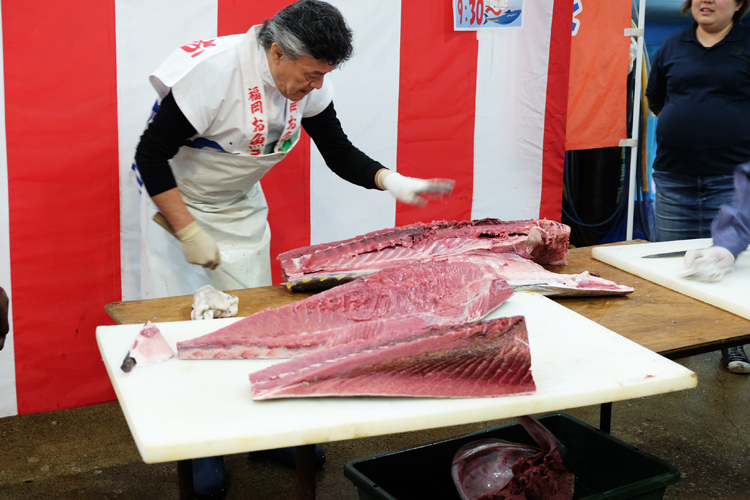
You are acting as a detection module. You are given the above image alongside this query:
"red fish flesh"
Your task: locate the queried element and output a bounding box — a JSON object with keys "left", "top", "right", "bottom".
{"left": 278, "top": 218, "right": 570, "bottom": 291}
{"left": 177, "top": 261, "right": 514, "bottom": 359}
{"left": 462, "top": 253, "right": 634, "bottom": 297}
{"left": 249, "top": 316, "right": 534, "bottom": 399}
{"left": 452, "top": 415, "right": 575, "bottom": 500}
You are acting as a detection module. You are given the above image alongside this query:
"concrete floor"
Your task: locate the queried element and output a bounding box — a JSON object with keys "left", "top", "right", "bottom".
{"left": 1, "top": 349, "right": 749, "bottom": 500}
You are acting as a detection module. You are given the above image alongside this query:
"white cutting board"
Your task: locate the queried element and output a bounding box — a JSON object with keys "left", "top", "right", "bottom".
{"left": 593, "top": 239, "right": 750, "bottom": 320}
{"left": 96, "top": 292, "right": 696, "bottom": 464}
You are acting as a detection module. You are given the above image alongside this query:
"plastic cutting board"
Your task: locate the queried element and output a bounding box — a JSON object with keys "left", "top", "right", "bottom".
{"left": 96, "top": 292, "right": 696, "bottom": 464}
{"left": 592, "top": 239, "right": 750, "bottom": 320}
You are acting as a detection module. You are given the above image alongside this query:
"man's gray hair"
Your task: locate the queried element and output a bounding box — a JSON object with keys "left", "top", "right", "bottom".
{"left": 259, "top": 0, "right": 353, "bottom": 65}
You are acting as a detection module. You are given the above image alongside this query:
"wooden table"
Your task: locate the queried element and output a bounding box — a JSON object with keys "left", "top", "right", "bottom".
{"left": 103, "top": 241, "right": 745, "bottom": 500}
{"left": 543, "top": 241, "right": 750, "bottom": 359}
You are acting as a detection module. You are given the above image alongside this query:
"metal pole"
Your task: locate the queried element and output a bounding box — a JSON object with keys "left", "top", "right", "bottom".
{"left": 626, "top": 0, "right": 647, "bottom": 240}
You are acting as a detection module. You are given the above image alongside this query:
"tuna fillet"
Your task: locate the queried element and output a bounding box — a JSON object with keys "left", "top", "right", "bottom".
{"left": 249, "top": 316, "right": 534, "bottom": 399}
{"left": 279, "top": 218, "right": 570, "bottom": 292}
{"left": 177, "top": 261, "right": 514, "bottom": 359}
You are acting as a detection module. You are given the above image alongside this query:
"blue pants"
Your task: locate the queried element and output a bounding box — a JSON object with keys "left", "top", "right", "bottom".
{"left": 653, "top": 171, "right": 735, "bottom": 242}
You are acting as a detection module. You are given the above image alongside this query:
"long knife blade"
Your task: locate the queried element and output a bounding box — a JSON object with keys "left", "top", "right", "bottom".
{"left": 641, "top": 250, "right": 689, "bottom": 259}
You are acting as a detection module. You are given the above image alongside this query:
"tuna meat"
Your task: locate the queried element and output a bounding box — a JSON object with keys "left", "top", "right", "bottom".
{"left": 177, "top": 260, "right": 514, "bottom": 360}
{"left": 278, "top": 218, "right": 570, "bottom": 292}
{"left": 462, "top": 253, "right": 634, "bottom": 297}
{"left": 249, "top": 316, "right": 534, "bottom": 399}
{"left": 452, "top": 415, "right": 575, "bottom": 500}
{"left": 121, "top": 321, "right": 174, "bottom": 372}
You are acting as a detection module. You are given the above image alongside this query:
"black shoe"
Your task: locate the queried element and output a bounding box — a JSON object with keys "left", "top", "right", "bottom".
{"left": 722, "top": 346, "right": 750, "bottom": 374}
{"left": 193, "top": 456, "right": 228, "bottom": 500}
{"left": 249, "top": 445, "right": 326, "bottom": 469}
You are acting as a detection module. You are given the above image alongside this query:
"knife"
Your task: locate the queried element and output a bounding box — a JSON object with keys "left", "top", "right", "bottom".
{"left": 641, "top": 250, "right": 690, "bottom": 259}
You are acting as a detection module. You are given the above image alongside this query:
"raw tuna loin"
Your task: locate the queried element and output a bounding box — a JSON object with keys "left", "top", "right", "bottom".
{"left": 249, "top": 316, "right": 535, "bottom": 399}
{"left": 177, "top": 261, "right": 514, "bottom": 359}
{"left": 279, "top": 218, "right": 570, "bottom": 292}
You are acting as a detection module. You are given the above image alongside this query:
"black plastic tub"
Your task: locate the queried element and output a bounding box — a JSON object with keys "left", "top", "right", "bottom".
{"left": 344, "top": 413, "right": 680, "bottom": 500}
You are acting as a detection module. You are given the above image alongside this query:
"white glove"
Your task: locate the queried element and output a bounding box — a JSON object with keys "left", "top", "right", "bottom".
{"left": 191, "top": 285, "right": 239, "bottom": 320}
{"left": 176, "top": 222, "right": 221, "bottom": 270}
{"left": 679, "top": 246, "right": 735, "bottom": 282}
{"left": 380, "top": 171, "right": 455, "bottom": 207}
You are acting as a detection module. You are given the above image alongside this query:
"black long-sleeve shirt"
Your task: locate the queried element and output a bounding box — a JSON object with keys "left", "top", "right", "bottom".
{"left": 135, "top": 91, "right": 386, "bottom": 196}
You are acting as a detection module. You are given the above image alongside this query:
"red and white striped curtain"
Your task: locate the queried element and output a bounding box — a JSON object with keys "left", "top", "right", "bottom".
{"left": 0, "top": 0, "right": 572, "bottom": 417}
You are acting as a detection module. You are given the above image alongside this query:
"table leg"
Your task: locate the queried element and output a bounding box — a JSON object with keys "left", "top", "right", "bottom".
{"left": 177, "top": 459, "right": 194, "bottom": 500}
{"left": 599, "top": 402, "right": 612, "bottom": 434}
{"left": 295, "top": 444, "right": 316, "bottom": 500}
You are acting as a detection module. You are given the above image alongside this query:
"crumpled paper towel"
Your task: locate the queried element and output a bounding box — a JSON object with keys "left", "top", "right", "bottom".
{"left": 191, "top": 285, "right": 239, "bottom": 320}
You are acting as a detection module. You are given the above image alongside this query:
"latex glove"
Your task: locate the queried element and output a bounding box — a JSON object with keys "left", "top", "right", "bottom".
{"left": 191, "top": 285, "right": 239, "bottom": 320}
{"left": 679, "top": 246, "right": 735, "bottom": 282}
{"left": 176, "top": 221, "right": 221, "bottom": 270}
{"left": 381, "top": 172, "right": 455, "bottom": 207}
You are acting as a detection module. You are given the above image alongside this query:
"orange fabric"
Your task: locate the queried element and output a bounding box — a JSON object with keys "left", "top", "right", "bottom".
{"left": 565, "top": 0, "right": 631, "bottom": 151}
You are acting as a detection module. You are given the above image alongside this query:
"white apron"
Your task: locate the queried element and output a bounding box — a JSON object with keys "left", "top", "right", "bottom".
{"left": 139, "top": 28, "right": 310, "bottom": 298}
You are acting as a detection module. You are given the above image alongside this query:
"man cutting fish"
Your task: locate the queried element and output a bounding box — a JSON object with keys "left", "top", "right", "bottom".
{"left": 133, "top": 0, "right": 453, "bottom": 496}
{"left": 134, "top": 0, "right": 454, "bottom": 300}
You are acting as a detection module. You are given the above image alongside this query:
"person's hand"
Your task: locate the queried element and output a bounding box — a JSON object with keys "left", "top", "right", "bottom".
{"left": 176, "top": 222, "right": 221, "bottom": 270}
{"left": 191, "top": 285, "right": 239, "bottom": 320}
{"left": 679, "top": 246, "right": 735, "bottom": 282}
{"left": 381, "top": 172, "right": 455, "bottom": 207}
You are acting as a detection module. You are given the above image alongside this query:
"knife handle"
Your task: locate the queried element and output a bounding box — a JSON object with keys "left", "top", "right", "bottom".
{"left": 152, "top": 212, "right": 177, "bottom": 238}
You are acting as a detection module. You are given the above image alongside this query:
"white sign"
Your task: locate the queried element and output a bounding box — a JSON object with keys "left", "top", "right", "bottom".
{"left": 453, "top": 0, "right": 524, "bottom": 30}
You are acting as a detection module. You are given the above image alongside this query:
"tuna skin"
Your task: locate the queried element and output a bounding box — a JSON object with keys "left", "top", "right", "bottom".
{"left": 249, "top": 316, "right": 535, "bottom": 400}
{"left": 177, "top": 261, "right": 514, "bottom": 360}
{"left": 452, "top": 416, "right": 574, "bottom": 500}
{"left": 452, "top": 439, "right": 540, "bottom": 500}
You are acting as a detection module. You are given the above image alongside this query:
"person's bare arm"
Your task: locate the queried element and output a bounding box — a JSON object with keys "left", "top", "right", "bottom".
{"left": 151, "top": 188, "right": 195, "bottom": 233}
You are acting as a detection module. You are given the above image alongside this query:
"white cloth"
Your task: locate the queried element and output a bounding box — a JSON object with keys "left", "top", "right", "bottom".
{"left": 191, "top": 285, "right": 239, "bottom": 320}
{"left": 140, "top": 26, "right": 334, "bottom": 298}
